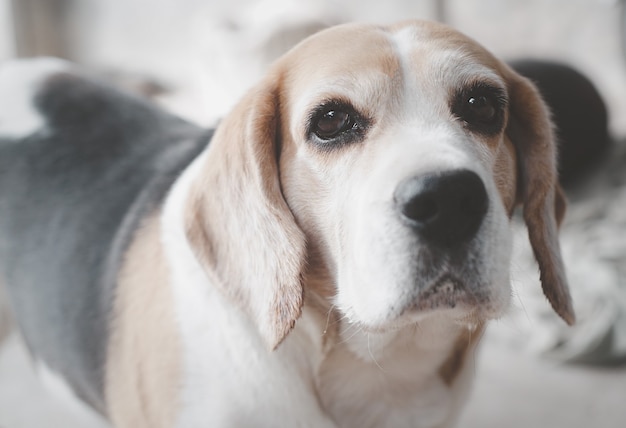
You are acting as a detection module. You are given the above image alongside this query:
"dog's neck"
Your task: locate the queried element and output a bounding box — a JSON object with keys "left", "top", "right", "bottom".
{"left": 296, "top": 288, "right": 482, "bottom": 428}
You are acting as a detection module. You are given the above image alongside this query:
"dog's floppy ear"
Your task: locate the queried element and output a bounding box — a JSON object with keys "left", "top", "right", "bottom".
{"left": 506, "top": 70, "right": 575, "bottom": 325}
{"left": 185, "top": 75, "right": 306, "bottom": 349}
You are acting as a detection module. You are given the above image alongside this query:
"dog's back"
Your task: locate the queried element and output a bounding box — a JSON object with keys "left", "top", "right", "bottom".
{"left": 0, "top": 58, "right": 209, "bottom": 412}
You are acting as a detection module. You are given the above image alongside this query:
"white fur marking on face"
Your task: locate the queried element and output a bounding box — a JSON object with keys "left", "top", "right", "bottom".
{"left": 0, "top": 58, "right": 70, "bottom": 139}
{"left": 390, "top": 27, "right": 417, "bottom": 67}
{"left": 326, "top": 27, "right": 514, "bottom": 331}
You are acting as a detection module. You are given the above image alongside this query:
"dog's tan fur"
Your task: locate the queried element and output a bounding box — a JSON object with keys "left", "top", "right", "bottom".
{"left": 106, "top": 213, "right": 181, "bottom": 428}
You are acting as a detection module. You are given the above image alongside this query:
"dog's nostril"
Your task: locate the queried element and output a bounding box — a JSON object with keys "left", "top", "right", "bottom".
{"left": 402, "top": 193, "right": 439, "bottom": 224}
{"left": 395, "top": 170, "right": 488, "bottom": 246}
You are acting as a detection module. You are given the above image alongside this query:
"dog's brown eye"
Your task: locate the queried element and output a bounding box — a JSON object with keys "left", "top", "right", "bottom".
{"left": 453, "top": 83, "right": 507, "bottom": 135}
{"left": 308, "top": 101, "right": 370, "bottom": 148}
{"left": 466, "top": 95, "right": 496, "bottom": 123}
{"left": 314, "top": 110, "right": 354, "bottom": 140}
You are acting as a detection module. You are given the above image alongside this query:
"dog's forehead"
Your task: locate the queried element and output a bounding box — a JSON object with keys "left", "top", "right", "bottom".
{"left": 388, "top": 22, "right": 504, "bottom": 83}
{"left": 281, "top": 21, "right": 505, "bottom": 114}
{"left": 281, "top": 24, "right": 400, "bottom": 90}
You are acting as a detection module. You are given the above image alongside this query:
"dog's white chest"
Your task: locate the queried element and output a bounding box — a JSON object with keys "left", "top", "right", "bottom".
{"left": 315, "top": 326, "right": 467, "bottom": 428}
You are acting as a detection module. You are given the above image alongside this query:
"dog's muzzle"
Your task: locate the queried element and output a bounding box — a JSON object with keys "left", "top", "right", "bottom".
{"left": 392, "top": 169, "right": 491, "bottom": 315}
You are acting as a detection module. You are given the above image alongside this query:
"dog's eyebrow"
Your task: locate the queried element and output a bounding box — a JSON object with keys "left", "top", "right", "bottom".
{"left": 458, "top": 79, "right": 508, "bottom": 98}
{"left": 289, "top": 70, "right": 395, "bottom": 135}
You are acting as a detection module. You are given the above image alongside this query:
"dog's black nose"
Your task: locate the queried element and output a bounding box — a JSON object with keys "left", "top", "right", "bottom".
{"left": 395, "top": 170, "right": 488, "bottom": 246}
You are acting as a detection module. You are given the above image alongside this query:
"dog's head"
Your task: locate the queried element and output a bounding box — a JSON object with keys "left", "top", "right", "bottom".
{"left": 186, "top": 20, "right": 574, "bottom": 349}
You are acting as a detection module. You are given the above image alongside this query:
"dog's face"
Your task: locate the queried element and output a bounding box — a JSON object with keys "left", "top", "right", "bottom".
{"left": 187, "top": 21, "right": 574, "bottom": 348}
{"left": 279, "top": 22, "right": 516, "bottom": 330}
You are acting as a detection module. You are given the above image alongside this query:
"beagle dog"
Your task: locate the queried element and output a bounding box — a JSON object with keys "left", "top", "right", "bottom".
{"left": 0, "top": 20, "right": 574, "bottom": 428}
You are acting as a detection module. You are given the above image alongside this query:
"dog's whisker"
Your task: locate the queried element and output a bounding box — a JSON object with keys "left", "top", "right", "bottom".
{"left": 367, "top": 333, "right": 387, "bottom": 373}
{"left": 322, "top": 304, "right": 336, "bottom": 335}
{"left": 337, "top": 323, "right": 365, "bottom": 346}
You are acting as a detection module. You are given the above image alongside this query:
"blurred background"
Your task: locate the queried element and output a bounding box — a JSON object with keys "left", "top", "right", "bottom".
{"left": 1, "top": 0, "right": 626, "bottom": 427}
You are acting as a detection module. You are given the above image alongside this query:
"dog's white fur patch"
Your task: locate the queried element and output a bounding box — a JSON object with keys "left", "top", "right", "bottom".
{"left": 0, "top": 58, "right": 69, "bottom": 139}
